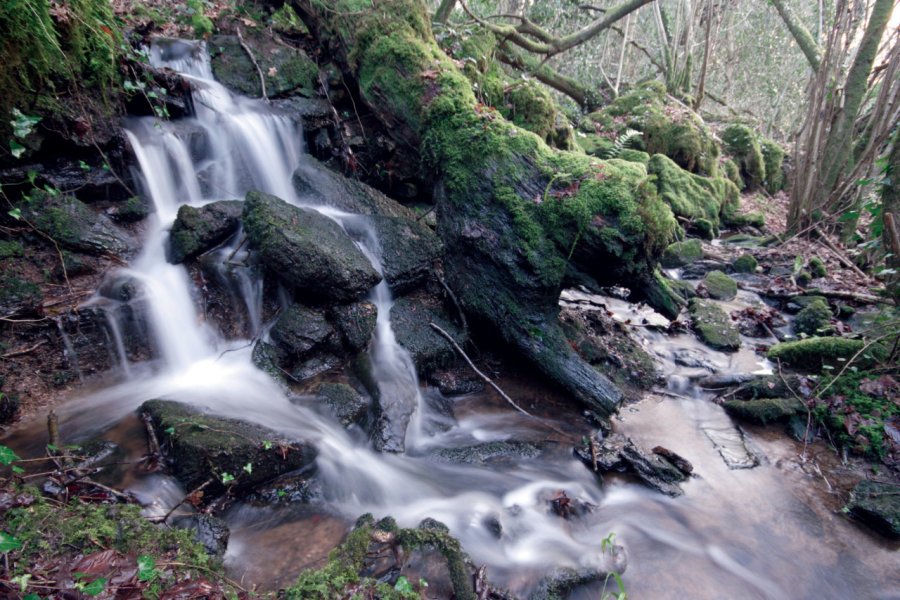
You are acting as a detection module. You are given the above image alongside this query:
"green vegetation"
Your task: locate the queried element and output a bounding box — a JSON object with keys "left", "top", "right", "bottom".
{"left": 660, "top": 238, "right": 703, "bottom": 268}
{"left": 723, "top": 397, "right": 804, "bottom": 425}
{"left": 702, "top": 270, "right": 737, "bottom": 301}
{"left": 722, "top": 124, "right": 766, "bottom": 189}
{"left": 760, "top": 139, "right": 785, "bottom": 194}
{"left": 732, "top": 253, "right": 758, "bottom": 273}
{"left": 648, "top": 154, "right": 739, "bottom": 231}
{"left": 767, "top": 337, "right": 884, "bottom": 371}
{"left": 689, "top": 298, "right": 741, "bottom": 350}
{"left": 792, "top": 297, "right": 834, "bottom": 336}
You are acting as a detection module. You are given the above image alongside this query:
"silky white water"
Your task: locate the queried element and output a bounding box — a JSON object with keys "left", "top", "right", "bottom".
{"left": 13, "top": 38, "right": 897, "bottom": 599}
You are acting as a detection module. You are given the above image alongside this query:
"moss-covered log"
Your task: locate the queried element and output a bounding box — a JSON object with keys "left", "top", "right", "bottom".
{"left": 292, "top": 0, "right": 679, "bottom": 414}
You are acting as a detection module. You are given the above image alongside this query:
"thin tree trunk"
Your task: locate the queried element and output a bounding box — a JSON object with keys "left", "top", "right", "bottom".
{"left": 693, "top": 0, "right": 713, "bottom": 110}
{"left": 770, "top": 0, "right": 821, "bottom": 71}
{"left": 614, "top": 13, "right": 631, "bottom": 95}
{"left": 434, "top": 0, "right": 456, "bottom": 23}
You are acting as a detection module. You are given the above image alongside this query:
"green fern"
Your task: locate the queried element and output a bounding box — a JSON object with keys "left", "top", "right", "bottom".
{"left": 598, "top": 129, "right": 642, "bottom": 159}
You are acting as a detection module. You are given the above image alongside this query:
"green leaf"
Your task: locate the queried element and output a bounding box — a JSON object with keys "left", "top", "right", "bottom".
{"left": 164, "top": 426, "right": 175, "bottom": 435}
{"left": 137, "top": 554, "right": 157, "bottom": 581}
{"left": 10, "top": 109, "right": 41, "bottom": 139}
{"left": 0, "top": 531, "right": 23, "bottom": 552}
{"left": 12, "top": 466, "right": 25, "bottom": 474}
{"left": 78, "top": 160, "right": 90, "bottom": 171}
{"left": 262, "top": 440, "right": 273, "bottom": 450}
{"left": 10, "top": 140, "right": 26, "bottom": 158}
{"left": 394, "top": 576, "right": 414, "bottom": 593}
{"left": 0, "top": 445, "right": 20, "bottom": 465}
{"left": 81, "top": 577, "right": 107, "bottom": 596}
{"left": 221, "top": 472, "right": 235, "bottom": 484}
{"left": 7, "top": 207, "right": 22, "bottom": 220}
{"left": 11, "top": 573, "right": 31, "bottom": 591}
{"left": 26, "top": 170, "right": 37, "bottom": 184}
{"left": 243, "top": 462, "right": 253, "bottom": 475}
{"left": 23, "top": 594, "right": 40, "bottom": 600}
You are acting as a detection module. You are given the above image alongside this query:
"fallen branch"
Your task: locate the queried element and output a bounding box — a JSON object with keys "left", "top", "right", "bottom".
{"left": 429, "top": 322, "right": 532, "bottom": 416}
{"left": 814, "top": 226, "right": 869, "bottom": 279}
{"left": 434, "top": 269, "right": 468, "bottom": 337}
{"left": 150, "top": 478, "right": 214, "bottom": 524}
{"left": 141, "top": 411, "right": 163, "bottom": 472}
{"left": 0, "top": 339, "right": 47, "bottom": 359}
{"left": 738, "top": 284, "right": 888, "bottom": 305}
{"left": 236, "top": 27, "right": 268, "bottom": 102}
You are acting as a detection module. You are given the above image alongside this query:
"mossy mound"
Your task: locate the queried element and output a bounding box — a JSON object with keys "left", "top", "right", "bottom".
{"left": 647, "top": 154, "right": 739, "bottom": 230}
{"left": 767, "top": 337, "right": 883, "bottom": 372}
{"left": 760, "top": 139, "right": 786, "bottom": 194}
{"left": 660, "top": 238, "right": 704, "bottom": 268}
{"left": 618, "top": 148, "right": 650, "bottom": 165}
{"left": 722, "top": 124, "right": 766, "bottom": 189}
{"left": 732, "top": 253, "right": 758, "bottom": 273}
{"left": 792, "top": 297, "right": 834, "bottom": 336}
{"left": 723, "top": 397, "right": 804, "bottom": 425}
{"left": 702, "top": 270, "right": 737, "bottom": 300}
{"left": 689, "top": 298, "right": 740, "bottom": 351}
{"left": 169, "top": 200, "right": 243, "bottom": 263}
{"left": 809, "top": 257, "right": 828, "bottom": 278}
{"left": 722, "top": 158, "right": 744, "bottom": 190}
{"left": 317, "top": 383, "right": 370, "bottom": 429}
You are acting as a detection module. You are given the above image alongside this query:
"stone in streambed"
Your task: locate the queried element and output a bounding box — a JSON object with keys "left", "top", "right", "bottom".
{"left": 389, "top": 295, "right": 466, "bottom": 375}
{"left": 574, "top": 433, "right": 689, "bottom": 496}
{"left": 792, "top": 297, "right": 834, "bottom": 336}
{"left": 660, "top": 238, "right": 703, "bottom": 268}
{"left": 689, "top": 298, "right": 740, "bottom": 351}
{"left": 242, "top": 190, "right": 381, "bottom": 302}
{"left": 767, "top": 337, "right": 881, "bottom": 372}
{"left": 169, "top": 200, "right": 243, "bottom": 263}
{"left": 316, "top": 383, "right": 369, "bottom": 429}
{"left": 701, "top": 270, "right": 737, "bottom": 301}
{"left": 428, "top": 441, "right": 544, "bottom": 465}
{"left": 328, "top": 301, "right": 377, "bottom": 353}
{"left": 270, "top": 304, "right": 340, "bottom": 361}
{"left": 845, "top": 480, "right": 900, "bottom": 538}
{"left": 722, "top": 397, "right": 804, "bottom": 425}
{"left": 140, "top": 400, "right": 315, "bottom": 502}
{"left": 371, "top": 215, "right": 442, "bottom": 293}
{"left": 732, "top": 253, "right": 758, "bottom": 274}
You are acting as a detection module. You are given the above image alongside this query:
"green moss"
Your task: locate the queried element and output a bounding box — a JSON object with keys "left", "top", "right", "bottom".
{"left": 723, "top": 397, "right": 804, "bottom": 424}
{"left": 793, "top": 297, "right": 834, "bottom": 336}
{"left": 767, "top": 337, "right": 885, "bottom": 372}
{"left": 660, "top": 238, "right": 703, "bottom": 267}
{"left": 648, "top": 154, "right": 738, "bottom": 227}
{"left": 644, "top": 268, "right": 687, "bottom": 319}
{"left": 809, "top": 257, "right": 827, "bottom": 278}
{"left": 722, "top": 158, "right": 744, "bottom": 190}
{"left": 722, "top": 124, "right": 766, "bottom": 189}
{"left": 689, "top": 298, "right": 740, "bottom": 350}
{"left": 732, "top": 253, "right": 758, "bottom": 273}
{"left": 644, "top": 110, "right": 719, "bottom": 176}
{"left": 618, "top": 148, "right": 650, "bottom": 165}
{"left": 577, "top": 133, "right": 616, "bottom": 157}
{"left": 760, "top": 139, "right": 786, "bottom": 194}
{"left": 702, "top": 270, "right": 737, "bottom": 300}
{"left": 691, "top": 217, "right": 716, "bottom": 240}
{"left": 0, "top": 240, "right": 24, "bottom": 259}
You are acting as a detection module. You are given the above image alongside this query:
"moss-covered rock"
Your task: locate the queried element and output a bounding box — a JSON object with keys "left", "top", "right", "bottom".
{"left": 723, "top": 397, "right": 804, "bottom": 425}
{"left": 644, "top": 109, "right": 719, "bottom": 176}
{"left": 767, "top": 337, "right": 883, "bottom": 371}
{"left": 732, "top": 253, "right": 758, "bottom": 273}
{"left": 618, "top": 148, "right": 650, "bottom": 165}
{"left": 689, "top": 298, "right": 740, "bottom": 351}
{"left": 317, "top": 383, "right": 370, "bottom": 429}
{"left": 576, "top": 133, "right": 615, "bottom": 157}
{"left": 660, "top": 238, "right": 704, "bottom": 268}
{"left": 702, "top": 270, "right": 737, "bottom": 301}
{"left": 209, "top": 33, "right": 319, "bottom": 98}
{"left": 793, "top": 297, "right": 834, "bottom": 336}
{"left": 760, "top": 139, "right": 786, "bottom": 194}
{"left": 845, "top": 480, "right": 900, "bottom": 538}
{"left": 647, "top": 154, "right": 738, "bottom": 228}
{"left": 141, "top": 400, "right": 315, "bottom": 501}
{"left": 243, "top": 190, "right": 381, "bottom": 302}
{"left": 690, "top": 217, "right": 717, "bottom": 240}
{"left": 722, "top": 158, "right": 744, "bottom": 190}
{"left": 169, "top": 200, "right": 242, "bottom": 263}
{"left": 722, "top": 124, "right": 765, "bottom": 189}
{"left": 809, "top": 256, "right": 827, "bottom": 278}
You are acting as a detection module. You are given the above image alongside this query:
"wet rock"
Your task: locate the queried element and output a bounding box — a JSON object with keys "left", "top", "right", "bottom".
{"left": 389, "top": 295, "right": 465, "bottom": 375}
{"left": 792, "top": 297, "right": 834, "bottom": 336}
{"left": 697, "top": 373, "right": 758, "bottom": 389}
{"left": 74, "top": 440, "right": 123, "bottom": 472}
{"left": 732, "top": 253, "right": 758, "bottom": 274}
{"left": 700, "top": 270, "right": 737, "bottom": 301}
{"left": 428, "top": 441, "right": 544, "bottom": 465}
{"left": 731, "top": 374, "right": 812, "bottom": 399}
{"left": 243, "top": 190, "right": 381, "bottom": 302}
{"left": 701, "top": 425, "right": 761, "bottom": 469}
{"left": 270, "top": 304, "right": 339, "bottom": 363}
{"left": 529, "top": 566, "right": 618, "bottom": 600}
{"left": 209, "top": 34, "right": 319, "bottom": 98}
{"left": 672, "top": 348, "right": 717, "bottom": 371}
{"left": 660, "top": 239, "right": 703, "bottom": 268}
{"left": 20, "top": 190, "right": 135, "bottom": 257}
{"left": 168, "top": 200, "right": 243, "bottom": 263}
{"left": 574, "top": 432, "right": 628, "bottom": 471}
{"left": 140, "top": 400, "right": 315, "bottom": 502}
{"left": 371, "top": 215, "right": 442, "bottom": 293}
{"left": 56, "top": 306, "right": 146, "bottom": 376}
{"left": 397, "top": 519, "right": 476, "bottom": 600}
{"left": 248, "top": 472, "right": 323, "bottom": 504}
{"left": 1, "top": 158, "right": 132, "bottom": 205}
{"left": 251, "top": 340, "right": 285, "bottom": 385}
{"left": 722, "top": 397, "right": 804, "bottom": 425}
{"left": 689, "top": 217, "right": 717, "bottom": 240}
{"left": 290, "top": 354, "right": 343, "bottom": 381}
{"left": 786, "top": 414, "right": 817, "bottom": 443}
{"left": 109, "top": 195, "right": 153, "bottom": 223}
{"left": 316, "top": 383, "right": 369, "bottom": 429}
{"left": 845, "top": 480, "right": 900, "bottom": 538}
{"left": 181, "top": 514, "right": 230, "bottom": 557}
{"left": 428, "top": 367, "right": 485, "bottom": 395}
{"left": 681, "top": 259, "right": 729, "bottom": 280}
{"left": 689, "top": 299, "right": 741, "bottom": 351}
{"left": 669, "top": 278, "right": 697, "bottom": 300}
{"left": 328, "top": 301, "right": 377, "bottom": 353}
{"left": 620, "top": 440, "right": 688, "bottom": 497}
{"left": 767, "top": 337, "right": 881, "bottom": 372}
{"left": 652, "top": 446, "right": 694, "bottom": 475}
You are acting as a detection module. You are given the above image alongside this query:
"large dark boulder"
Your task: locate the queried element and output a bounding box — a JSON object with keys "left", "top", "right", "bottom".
{"left": 242, "top": 190, "right": 381, "bottom": 302}
{"left": 846, "top": 480, "right": 900, "bottom": 538}
{"left": 389, "top": 295, "right": 464, "bottom": 375}
{"left": 141, "top": 400, "right": 315, "bottom": 502}
{"left": 371, "top": 215, "right": 442, "bottom": 292}
{"left": 270, "top": 304, "right": 339, "bottom": 361}
{"left": 169, "top": 200, "right": 243, "bottom": 263}
{"left": 209, "top": 33, "right": 319, "bottom": 98}
{"left": 329, "top": 301, "right": 377, "bottom": 352}
{"left": 316, "top": 383, "right": 370, "bottom": 429}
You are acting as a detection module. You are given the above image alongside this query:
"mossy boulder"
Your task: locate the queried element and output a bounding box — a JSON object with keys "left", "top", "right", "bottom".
{"left": 328, "top": 301, "right": 377, "bottom": 352}
{"left": 21, "top": 190, "right": 134, "bottom": 257}
{"left": 690, "top": 217, "right": 717, "bottom": 240}
{"left": 643, "top": 269, "right": 687, "bottom": 319}
{"left": 760, "top": 139, "right": 786, "bottom": 194}
{"left": 209, "top": 33, "right": 319, "bottom": 98}
{"left": 617, "top": 148, "right": 650, "bottom": 165}
{"left": 317, "top": 383, "right": 370, "bottom": 429}
{"left": 641, "top": 104, "right": 719, "bottom": 176}
{"left": 722, "top": 124, "right": 765, "bottom": 189}
{"left": 648, "top": 154, "right": 738, "bottom": 229}
{"left": 169, "top": 200, "right": 242, "bottom": 263}
{"left": 660, "top": 238, "right": 704, "bottom": 268}
{"left": 141, "top": 400, "right": 315, "bottom": 501}
{"left": 809, "top": 257, "right": 827, "bottom": 278}
{"left": 723, "top": 397, "right": 804, "bottom": 425}
{"left": 792, "top": 297, "right": 834, "bottom": 336}
{"left": 767, "top": 337, "right": 883, "bottom": 372}
{"left": 689, "top": 298, "right": 740, "bottom": 351}
{"left": 722, "top": 158, "right": 744, "bottom": 190}
{"left": 370, "top": 215, "right": 442, "bottom": 293}
{"left": 845, "top": 480, "right": 900, "bottom": 538}
{"left": 242, "top": 190, "right": 381, "bottom": 302}
{"left": 732, "top": 253, "right": 758, "bottom": 273}
{"left": 576, "top": 133, "right": 615, "bottom": 157}
{"left": 702, "top": 270, "right": 737, "bottom": 301}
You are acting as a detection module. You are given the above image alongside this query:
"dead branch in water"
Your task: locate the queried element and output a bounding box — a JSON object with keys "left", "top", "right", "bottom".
{"left": 0, "top": 339, "right": 48, "bottom": 359}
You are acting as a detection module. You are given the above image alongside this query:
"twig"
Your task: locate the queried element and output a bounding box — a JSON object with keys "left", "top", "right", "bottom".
{"left": 236, "top": 27, "right": 268, "bottom": 102}
{"left": 429, "top": 322, "right": 532, "bottom": 416}
{"left": 151, "top": 478, "right": 213, "bottom": 524}
{"left": 225, "top": 234, "right": 248, "bottom": 262}
{"left": 142, "top": 411, "right": 162, "bottom": 471}
{"left": 0, "top": 339, "right": 47, "bottom": 359}
{"left": 813, "top": 226, "right": 868, "bottom": 278}
{"left": 434, "top": 269, "right": 468, "bottom": 336}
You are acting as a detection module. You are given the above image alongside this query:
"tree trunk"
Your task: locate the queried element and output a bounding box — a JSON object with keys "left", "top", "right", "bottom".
{"left": 884, "top": 128, "right": 900, "bottom": 301}
{"left": 770, "top": 0, "right": 821, "bottom": 71}
{"left": 434, "top": 0, "right": 456, "bottom": 24}
{"left": 291, "top": 0, "right": 679, "bottom": 415}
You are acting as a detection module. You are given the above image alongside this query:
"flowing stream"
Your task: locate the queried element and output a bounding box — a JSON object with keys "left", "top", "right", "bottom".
{"left": 4, "top": 40, "right": 898, "bottom": 599}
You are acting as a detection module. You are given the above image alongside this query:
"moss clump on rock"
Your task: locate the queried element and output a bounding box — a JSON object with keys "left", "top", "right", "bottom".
{"left": 722, "top": 158, "right": 744, "bottom": 190}
{"left": 647, "top": 154, "right": 739, "bottom": 229}
{"left": 767, "top": 337, "right": 882, "bottom": 371}
{"left": 660, "top": 238, "right": 703, "bottom": 268}
{"left": 792, "top": 297, "right": 833, "bottom": 336}
{"left": 690, "top": 217, "right": 716, "bottom": 240}
{"left": 723, "top": 397, "right": 804, "bottom": 424}
{"left": 809, "top": 256, "right": 828, "bottom": 278}
{"left": 618, "top": 148, "right": 650, "bottom": 164}
{"left": 732, "top": 253, "right": 758, "bottom": 273}
{"left": 689, "top": 298, "right": 740, "bottom": 351}
{"left": 760, "top": 139, "right": 786, "bottom": 194}
{"left": 722, "top": 124, "right": 766, "bottom": 189}
{"left": 169, "top": 200, "right": 243, "bottom": 263}
{"left": 702, "top": 270, "right": 737, "bottom": 300}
